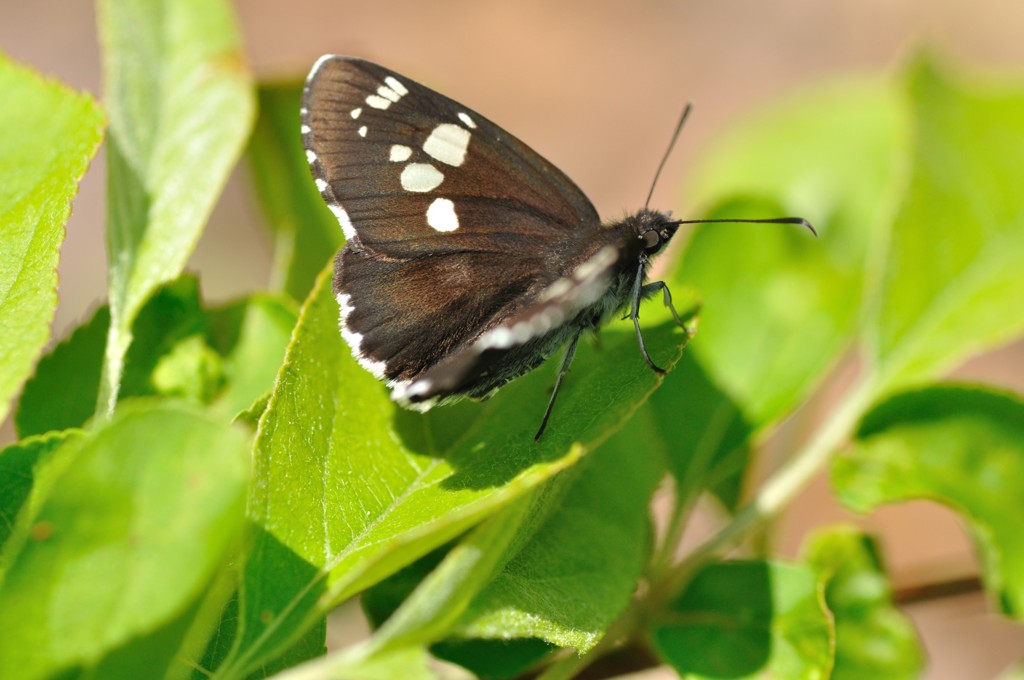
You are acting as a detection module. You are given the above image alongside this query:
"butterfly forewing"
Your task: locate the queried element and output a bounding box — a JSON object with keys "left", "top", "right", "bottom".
{"left": 302, "top": 56, "right": 600, "bottom": 257}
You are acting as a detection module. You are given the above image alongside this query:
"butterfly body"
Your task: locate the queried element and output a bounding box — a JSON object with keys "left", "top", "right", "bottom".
{"left": 303, "top": 56, "right": 686, "bottom": 436}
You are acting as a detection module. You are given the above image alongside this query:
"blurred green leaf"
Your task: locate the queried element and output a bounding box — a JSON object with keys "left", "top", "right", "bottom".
{"left": 802, "top": 526, "right": 925, "bottom": 680}
{"left": 998, "top": 660, "right": 1024, "bottom": 680}
{"left": 651, "top": 561, "right": 833, "bottom": 679}
{"left": 0, "top": 430, "right": 81, "bottom": 574}
{"left": 677, "top": 79, "right": 905, "bottom": 427}
{"left": 17, "top": 278, "right": 296, "bottom": 436}
{"left": 868, "top": 56, "right": 1024, "bottom": 387}
{"left": 0, "top": 401, "right": 249, "bottom": 680}
{"left": 639, "top": 352, "right": 753, "bottom": 511}
{"left": 266, "top": 646, "right": 440, "bottom": 680}
{"left": 834, "top": 384, "right": 1024, "bottom": 618}
{"left": 204, "top": 293, "right": 298, "bottom": 419}
{"left": 0, "top": 53, "right": 104, "bottom": 426}
{"left": 17, "top": 278, "right": 206, "bottom": 436}
{"left": 15, "top": 305, "right": 109, "bottom": 438}
{"left": 97, "top": 0, "right": 255, "bottom": 414}
{"left": 248, "top": 82, "right": 342, "bottom": 300}
{"left": 220, "top": 264, "right": 690, "bottom": 675}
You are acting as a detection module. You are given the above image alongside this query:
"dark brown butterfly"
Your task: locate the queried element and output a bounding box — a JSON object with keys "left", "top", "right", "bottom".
{"left": 302, "top": 56, "right": 813, "bottom": 439}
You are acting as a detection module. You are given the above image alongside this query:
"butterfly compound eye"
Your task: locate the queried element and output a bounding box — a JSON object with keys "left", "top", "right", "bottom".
{"left": 641, "top": 229, "right": 661, "bottom": 254}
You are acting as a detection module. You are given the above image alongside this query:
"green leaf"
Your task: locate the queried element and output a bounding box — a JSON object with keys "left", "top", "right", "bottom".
{"left": 834, "top": 384, "right": 1024, "bottom": 618}
{"left": 220, "top": 263, "right": 690, "bottom": 675}
{"left": 17, "top": 277, "right": 206, "bottom": 436}
{"left": 16, "top": 279, "right": 296, "bottom": 436}
{"left": 0, "top": 53, "right": 104, "bottom": 426}
{"left": 868, "top": 56, "right": 1024, "bottom": 387}
{"left": 802, "top": 526, "right": 925, "bottom": 680}
{"left": 0, "top": 401, "right": 249, "bottom": 680}
{"left": 97, "top": 0, "right": 255, "bottom": 414}
{"left": 677, "top": 79, "right": 905, "bottom": 426}
{"left": 15, "top": 305, "right": 110, "bottom": 438}
{"left": 248, "top": 82, "right": 342, "bottom": 301}
{"left": 640, "top": 352, "right": 753, "bottom": 510}
{"left": 204, "top": 293, "right": 298, "bottom": 419}
{"left": 363, "top": 496, "right": 539, "bottom": 654}
{"left": 450, "top": 428, "right": 664, "bottom": 651}
{"left": 651, "top": 561, "right": 834, "bottom": 679}
{"left": 0, "top": 430, "right": 81, "bottom": 574}
{"left": 266, "top": 645, "right": 440, "bottom": 680}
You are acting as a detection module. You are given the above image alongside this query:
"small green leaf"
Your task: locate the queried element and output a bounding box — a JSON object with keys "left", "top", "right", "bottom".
{"left": 0, "top": 401, "right": 249, "bottom": 680}
{"left": 0, "top": 53, "right": 104, "bottom": 426}
{"left": 834, "top": 384, "right": 1024, "bottom": 618}
{"left": 651, "top": 561, "right": 834, "bottom": 679}
{"left": 677, "top": 79, "right": 905, "bottom": 426}
{"left": 802, "top": 526, "right": 925, "bottom": 680}
{"left": 248, "top": 82, "right": 342, "bottom": 300}
{"left": 869, "top": 55, "right": 1024, "bottom": 387}
{"left": 221, "top": 264, "right": 690, "bottom": 675}
{"left": 97, "top": 0, "right": 255, "bottom": 414}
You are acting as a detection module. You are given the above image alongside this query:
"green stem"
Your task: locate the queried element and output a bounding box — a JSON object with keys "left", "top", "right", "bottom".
{"left": 651, "top": 372, "right": 878, "bottom": 602}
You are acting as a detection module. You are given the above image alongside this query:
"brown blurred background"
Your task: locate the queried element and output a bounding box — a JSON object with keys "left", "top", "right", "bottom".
{"left": 4, "top": 1, "right": 1024, "bottom": 677}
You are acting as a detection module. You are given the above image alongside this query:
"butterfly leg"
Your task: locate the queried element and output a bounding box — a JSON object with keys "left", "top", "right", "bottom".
{"left": 629, "top": 265, "right": 667, "bottom": 374}
{"left": 534, "top": 328, "right": 583, "bottom": 441}
{"left": 641, "top": 280, "right": 686, "bottom": 327}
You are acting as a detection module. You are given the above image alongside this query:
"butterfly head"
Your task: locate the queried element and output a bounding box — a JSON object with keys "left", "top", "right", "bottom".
{"left": 631, "top": 209, "right": 680, "bottom": 258}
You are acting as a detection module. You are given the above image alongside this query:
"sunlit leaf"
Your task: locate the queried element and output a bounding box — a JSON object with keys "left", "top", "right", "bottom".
{"left": 0, "top": 53, "right": 104, "bottom": 425}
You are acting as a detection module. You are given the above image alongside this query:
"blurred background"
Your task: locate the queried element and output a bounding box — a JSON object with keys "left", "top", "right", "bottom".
{"left": 3, "top": 1, "right": 1024, "bottom": 677}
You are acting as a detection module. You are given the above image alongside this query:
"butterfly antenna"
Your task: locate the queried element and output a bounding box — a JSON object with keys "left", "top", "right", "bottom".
{"left": 644, "top": 102, "right": 694, "bottom": 210}
{"left": 672, "top": 216, "right": 818, "bottom": 237}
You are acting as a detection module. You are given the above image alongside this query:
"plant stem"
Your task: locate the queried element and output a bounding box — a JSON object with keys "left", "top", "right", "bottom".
{"left": 651, "top": 372, "right": 878, "bottom": 602}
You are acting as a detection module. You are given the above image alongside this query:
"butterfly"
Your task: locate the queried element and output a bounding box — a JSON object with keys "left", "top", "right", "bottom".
{"left": 301, "top": 56, "right": 813, "bottom": 440}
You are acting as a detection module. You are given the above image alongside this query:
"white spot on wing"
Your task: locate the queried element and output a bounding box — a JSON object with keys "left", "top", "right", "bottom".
{"left": 426, "top": 198, "right": 459, "bottom": 232}
{"left": 305, "top": 149, "right": 317, "bottom": 164}
{"left": 336, "top": 292, "right": 389, "bottom": 380}
{"left": 538, "top": 278, "right": 572, "bottom": 302}
{"left": 350, "top": 107, "right": 362, "bottom": 119}
{"left": 391, "top": 379, "right": 439, "bottom": 411}
{"left": 573, "top": 246, "right": 618, "bottom": 282}
{"left": 384, "top": 76, "right": 408, "bottom": 96}
{"left": 358, "top": 125, "right": 367, "bottom": 137}
{"left": 389, "top": 144, "right": 413, "bottom": 162}
{"left": 315, "top": 178, "right": 328, "bottom": 192}
{"left": 300, "top": 124, "right": 311, "bottom": 134}
{"left": 337, "top": 293, "right": 355, "bottom": 320}
{"left": 422, "top": 123, "right": 471, "bottom": 167}
{"left": 400, "top": 163, "right": 444, "bottom": 192}
{"left": 377, "top": 85, "right": 401, "bottom": 103}
{"left": 365, "top": 94, "right": 391, "bottom": 110}
{"left": 458, "top": 112, "right": 477, "bottom": 129}
{"left": 328, "top": 203, "right": 355, "bottom": 240}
